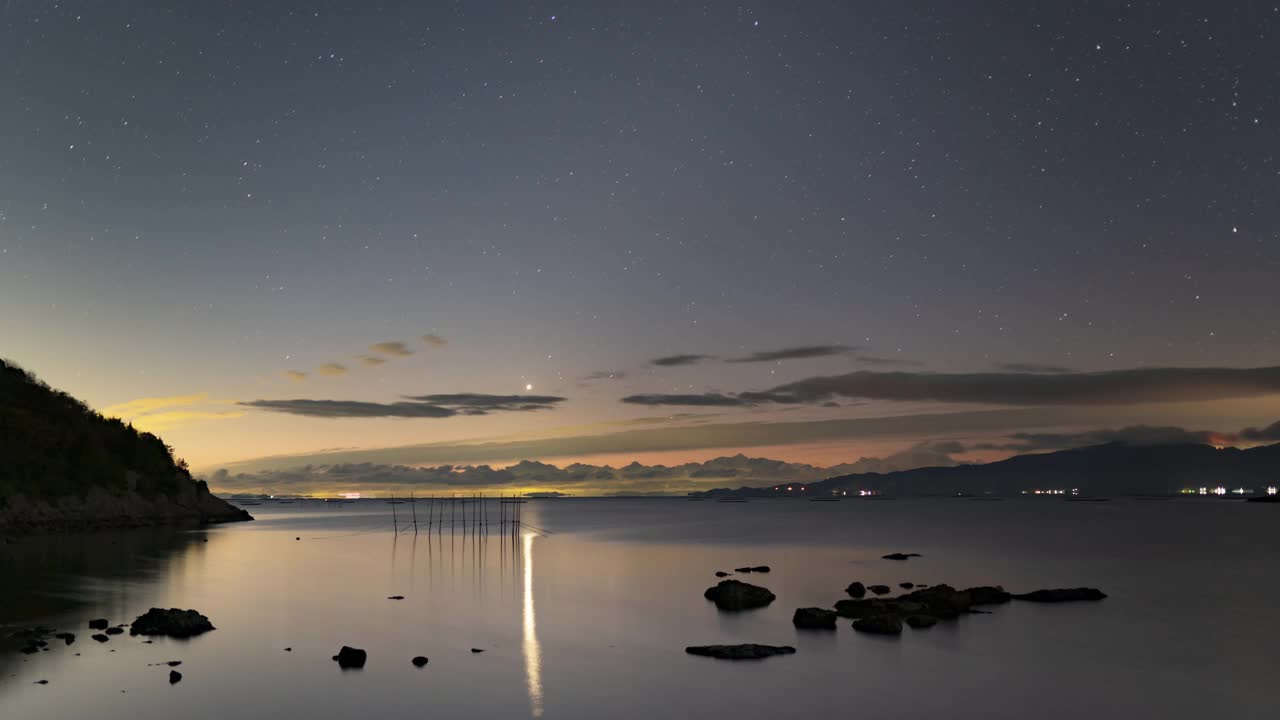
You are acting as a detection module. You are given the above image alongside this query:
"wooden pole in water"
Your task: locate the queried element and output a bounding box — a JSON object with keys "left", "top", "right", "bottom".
{"left": 391, "top": 494, "right": 398, "bottom": 532}
{"left": 410, "top": 491, "right": 418, "bottom": 534}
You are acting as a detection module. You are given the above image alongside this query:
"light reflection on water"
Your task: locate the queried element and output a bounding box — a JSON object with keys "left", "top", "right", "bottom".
{"left": 522, "top": 532, "right": 543, "bottom": 717}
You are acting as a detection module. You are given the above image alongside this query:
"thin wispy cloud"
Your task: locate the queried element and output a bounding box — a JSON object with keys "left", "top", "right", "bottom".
{"left": 726, "top": 344, "right": 854, "bottom": 363}
{"left": 651, "top": 354, "right": 714, "bottom": 367}
{"left": 582, "top": 370, "right": 627, "bottom": 381}
{"left": 284, "top": 370, "right": 309, "bottom": 382}
{"left": 995, "top": 362, "right": 1073, "bottom": 374}
{"left": 621, "top": 366, "right": 1280, "bottom": 408}
{"left": 360, "top": 356, "right": 387, "bottom": 367}
{"left": 241, "top": 392, "right": 567, "bottom": 419}
{"left": 100, "top": 392, "right": 242, "bottom": 432}
{"left": 317, "top": 363, "right": 349, "bottom": 376}
{"left": 421, "top": 334, "right": 448, "bottom": 347}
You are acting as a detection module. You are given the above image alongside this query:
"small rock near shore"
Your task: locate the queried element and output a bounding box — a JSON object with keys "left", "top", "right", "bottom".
{"left": 169, "top": 670, "right": 182, "bottom": 684}
{"left": 905, "top": 614, "right": 938, "bottom": 629}
{"left": 92, "top": 634, "right": 109, "bottom": 643}
{"left": 88, "top": 619, "right": 109, "bottom": 630}
{"left": 792, "top": 607, "right": 838, "bottom": 630}
{"left": 412, "top": 656, "right": 429, "bottom": 667}
{"left": 714, "top": 571, "right": 730, "bottom": 577}
{"left": 130, "top": 608, "right": 215, "bottom": 638}
{"left": 1013, "top": 587, "right": 1106, "bottom": 603}
{"left": 387, "top": 595, "right": 405, "bottom": 600}
{"left": 703, "top": 579, "right": 776, "bottom": 611}
{"left": 685, "top": 644, "right": 796, "bottom": 660}
{"left": 846, "top": 581, "right": 866, "bottom": 598}
{"left": 868, "top": 584, "right": 891, "bottom": 595}
{"left": 333, "top": 646, "right": 367, "bottom": 669}
{"left": 105, "top": 627, "right": 124, "bottom": 636}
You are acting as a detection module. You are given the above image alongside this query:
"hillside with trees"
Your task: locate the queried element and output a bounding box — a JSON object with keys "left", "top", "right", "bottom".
{"left": 0, "top": 359, "right": 250, "bottom": 533}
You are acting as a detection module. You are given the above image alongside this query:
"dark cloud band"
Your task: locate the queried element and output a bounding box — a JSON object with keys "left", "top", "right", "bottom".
{"left": 241, "top": 393, "right": 566, "bottom": 418}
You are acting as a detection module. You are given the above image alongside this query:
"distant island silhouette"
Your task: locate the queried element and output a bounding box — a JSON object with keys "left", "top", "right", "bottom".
{"left": 695, "top": 441, "right": 1280, "bottom": 499}
{"left": 0, "top": 360, "right": 250, "bottom": 534}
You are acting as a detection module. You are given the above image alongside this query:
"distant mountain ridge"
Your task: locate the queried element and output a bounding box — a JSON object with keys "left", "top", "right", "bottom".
{"left": 696, "top": 442, "right": 1280, "bottom": 498}
{"left": 0, "top": 359, "right": 251, "bottom": 533}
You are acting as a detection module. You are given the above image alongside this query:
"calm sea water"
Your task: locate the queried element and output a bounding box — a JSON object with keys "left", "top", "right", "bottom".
{"left": 2, "top": 497, "right": 1277, "bottom": 719}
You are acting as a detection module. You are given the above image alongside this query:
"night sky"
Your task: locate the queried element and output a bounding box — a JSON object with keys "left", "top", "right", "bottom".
{"left": 2, "top": 2, "right": 1278, "bottom": 494}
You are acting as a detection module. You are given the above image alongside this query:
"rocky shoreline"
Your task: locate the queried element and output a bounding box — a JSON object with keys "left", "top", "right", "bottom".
{"left": 0, "top": 481, "right": 251, "bottom": 536}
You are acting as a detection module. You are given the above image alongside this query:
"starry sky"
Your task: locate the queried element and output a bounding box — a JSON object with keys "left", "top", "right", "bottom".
{"left": 2, "top": 2, "right": 1279, "bottom": 494}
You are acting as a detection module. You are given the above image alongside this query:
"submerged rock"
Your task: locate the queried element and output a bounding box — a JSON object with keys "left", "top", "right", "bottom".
{"left": 845, "top": 581, "right": 866, "bottom": 598}
{"left": 703, "top": 579, "right": 776, "bottom": 611}
{"left": 852, "top": 615, "right": 903, "bottom": 635}
{"left": 1013, "top": 588, "right": 1106, "bottom": 603}
{"left": 333, "top": 646, "right": 367, "bottom": 669}
{"left": 130, "top": 608, "right": 215, "bottom": 638}
{"left": 792, "top": 607, "right": 837, "bottom": 629}
{"left": 905, "top": 614, "right": 938, "bottom": 629}
{"left": 685, "top": 644, "right": 796, "bottom": 660}
{"left": 412, "top": 656, "right": 429, "bottom": 667}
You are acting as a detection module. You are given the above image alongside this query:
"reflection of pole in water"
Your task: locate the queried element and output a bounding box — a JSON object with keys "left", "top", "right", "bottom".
{"left": 522, "top": 532, "right": 543, "bottom": 717}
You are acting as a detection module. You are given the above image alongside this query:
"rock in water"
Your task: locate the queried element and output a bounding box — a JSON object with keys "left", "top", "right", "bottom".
{"left": 1013, "top": 588, "right": 1106, "bottom": 603}
{"left": 965, "top": 586, "right": 1013, "bottom": 605}
{"left": 898, "top": 584, "right": 972, "bottom": 619}
{"left": 91, "top": 634, "right": 110, "bottom": 643}
{"left": 685, "top": 644, "right": 796, "bottom": 660}
{"left": 714, "top": 571, "right": 730, "bottom": 577}
{"left": 846, "top": 581, "right": 866, "bottom": 598}
{"left": 333, "top": 646, "right": 367, "bottom": 669}
{"left": 792, "top": 607, "right": 838, "bottom": 629}
{"left": 882, "top": 552, "right": 921, "bottom": 561}
{"left": 703, "top": 579, "right": 776, "bottom": 611}
{"left": 868, "top": 584, "right": 891, "bottom": 595}
{"left": 412, "top": 656, "right": 429, "bottom": 667}
{"left": 471, "top": 648, "right": 485, "bottom": 653}
{"left": 852, "top": 615, "right": 903, "bottom": 635}
{"left": 749, "top": 566, "right": 771, "bottom": 573}
{"left": 130, "top": 609, "right": 215, "bottom": 638}
{"left": 88, "top": 619, "right": 109, "bottom": 630}
{"left": 104, "top": 627, "right": 124, "bottom": 636}
{"left": 387, "top": 595, "right": 405, "bottom": 600}
{"left": 54, "top": 632, "right": 75, "bottom": 645}
{"left": 899, "top": 582, "right": 914, "bottom": 589}
{"left": 905, "top": 614, "right": 938, "bottom": 629}
{"left": 169, "top": 670, "right": 182, "bottom": 684}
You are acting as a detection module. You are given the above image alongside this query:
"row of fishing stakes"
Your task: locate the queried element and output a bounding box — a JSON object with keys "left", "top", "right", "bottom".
{"left": 388, "top": 492, "right": 523, "bottom": 537}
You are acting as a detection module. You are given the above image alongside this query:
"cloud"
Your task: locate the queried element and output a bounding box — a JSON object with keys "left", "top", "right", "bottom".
{"left": 101, "top": 392, "right": 212, "bottom": 419}
{"left": 204, "top": 448, "right": 967, "bottom": 496}
{"left": 422, "top": 334, "right": 448, "bottom": 347}
{"left": 995, "top": 362, "right": 1072, "bottom": 374}
{"left": 726, "top": 344, "right": 854, "bottom": 363}
{"left": 99, "top": 392, "right": 242, "bottom": 432}
{"left": 621, "top": 393, "right": 747, "bottom": 407}
{"left": 284, "top": 370, "right": 309, "bottom": 382}
{"left": 651, "top": 354, "right": 714, "bottom": 367}
{"left": 403, "top": 393, "right": 566, "bottom": 415}
{"left": 240, "top": 393, "right": 566, "bottom": 419}
{"left": 855, "top": 355, "right": 922, "bottom": 367}
{"left": 370, "top": 341, "right": 414, "bottom": 357}
{"left": 213, "top": 406, "right": 1072, "bottom": 474}
{"left": 624, "top": 366, "right": 1280, "bottom": 408}
{"left": 1236, "top": 420, "right": 1280, "bottom": 442}
{"left": 582, "top": 370, "right": 627, "bottom": 381}
{"left": 989, "top": 425, "right": 1221, "bottom": 452}
{"left": 360, "top": 356, "right": 387, "bottom": 367}
{"left": 317, "top": 363, "right": 348, "bottom": 377}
